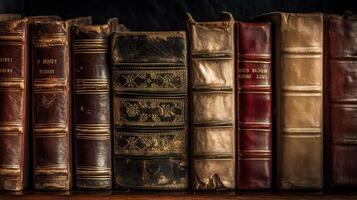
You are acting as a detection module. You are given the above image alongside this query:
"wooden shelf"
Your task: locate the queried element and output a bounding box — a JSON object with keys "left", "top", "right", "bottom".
{"left": 1, "top": 191, "right": 357, "bottom": 200}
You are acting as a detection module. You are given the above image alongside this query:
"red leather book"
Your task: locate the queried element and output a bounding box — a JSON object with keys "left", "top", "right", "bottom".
{"left": 325, "top": 14, "right": 357, "bottom": 187}
{"left": 30, "top": 16, "right": 91, "bottom": 190}
{"left": 72, "top": 18, "right": 118, "bottom": 190}
{"left": 0, "top": 14, "right": 28, "bottom": 191}
{"left": 236, "top": 22, "right": 272, "bottom": 190}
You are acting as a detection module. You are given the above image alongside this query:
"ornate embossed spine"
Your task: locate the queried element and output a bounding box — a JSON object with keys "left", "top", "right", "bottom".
{"left": 0, "top": 15, "right": 28, "bottom": 191}
{"left": 237, "top": 22, "right": 272, "bottom": 190}
{"left": 72, "top": 18, "right": 118, "bottom": 190}
{"left": 260, "top": 13, "right": 323, "bottom": 190}
{"left": 187, "top": 12, "right": 236, "bottom": 190}
{"left": 112, "top": 31, "right": 188, "bottom": 189}
{"left": 325, "top": 14, "right": 357, "bottom": 187}
{"left": 30, "top": 17, "right": 91, "bottom": 190}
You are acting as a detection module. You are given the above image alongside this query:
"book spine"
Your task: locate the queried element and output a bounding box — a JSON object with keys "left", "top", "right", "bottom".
{"left": 112, "top": 32, "right": 188, "bottom": 190}
{"left": 31, "top": 21, "right": 72, "bottom": 190}
{"left": 72, "top": 20, "right": 116, "bottom": 190}
{"left": 275, "top": 13, "right": 323, "bottom": 190}
{"left": 187, "top": 12, "right": 236, "bottom": 190}
{"left": 326, "top": 15, "right": 357, "bottom": 187}
{"left": 237, "top": 22, "right": 272, "bottom": 189}
{"left": 0, "top": 17, "right": 28, "bottom": 191}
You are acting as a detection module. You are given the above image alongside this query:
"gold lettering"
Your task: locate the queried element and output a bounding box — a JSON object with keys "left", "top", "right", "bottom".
{"left": 252, "top": 67, "right": 267, "bottom": 74}
{"left": 0, "top": 57, "right": 13, "bottom": 63}
{"left": 0, "top": 68, "right": 13, "bottom": 73}
{"left": 39, "top": 69, "right": 55, "bottom": 74}
{"left": 256, "top": 74, "right": 267, "bottom": 79}
{"left": 42, "top": 59, "right": 57, "bottom": 65}
{"left": 238, "top": 74, "right": 252, "bottom": 79}
{"left": 238, "top": 68, "right": 249, "bottom": 73}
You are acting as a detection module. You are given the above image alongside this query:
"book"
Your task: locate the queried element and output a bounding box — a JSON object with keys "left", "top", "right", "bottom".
{"left": 187, "top": 12, "right": 236, "bottom": 190}
{"left": 236, "top": 22, "right": 272, "bottom": 189}
{"left": 325, "top": 14, "right": 357, "bottom": 187}
{"left": 260, "top": 13, "right": 323, "bottom": 190}
{"left": 72, "top": 18, "right": 119, "bottom": 190}
{"left": 30, "top": 16, "right": 92, "bottom": 190}
{"left": 112, "top": 31, "right": 188, "bottom": 189}
{"left": 0, "top": 14, "right": 28, "bottom": 191}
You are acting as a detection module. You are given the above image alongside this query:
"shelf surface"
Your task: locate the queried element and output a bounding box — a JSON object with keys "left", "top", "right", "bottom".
{"left": 1, "top": 191, "right": 357, "bottom": 200}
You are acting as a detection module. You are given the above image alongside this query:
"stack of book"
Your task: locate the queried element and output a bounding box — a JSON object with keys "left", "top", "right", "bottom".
{"left": 0, "top": 12, "right": 356, "bottom": 191}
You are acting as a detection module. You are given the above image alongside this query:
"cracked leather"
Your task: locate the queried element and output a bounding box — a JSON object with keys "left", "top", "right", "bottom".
{"left": 187, "top": 12, "right": 236, "bottom": 190}
{"left": 112, "top": 31, "right": 188, "bottom": 190}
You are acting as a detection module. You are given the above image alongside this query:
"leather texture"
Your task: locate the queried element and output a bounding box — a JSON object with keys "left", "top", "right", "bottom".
{"left": 30, "top": 16, "right": 92, "bottom": 190}
{"left": 0, "top": 14, "right": 28, "bottom": 191}
{"left": 72, "top": 18, "right": 118, "bottom": 190}
{"left": 261, "top": 13, "right": 323, "bottom": 190}
{"left": 237, "top": 22, "right": 272, "bottom": 190}
{"left": 112, "top": 31, "right": 188, "bottom": 190}
{"left": 325, "top": 14, "right": 357, "bottom": 187}
{"left": 187, "top": 12, "right": 236, "bottom": 190}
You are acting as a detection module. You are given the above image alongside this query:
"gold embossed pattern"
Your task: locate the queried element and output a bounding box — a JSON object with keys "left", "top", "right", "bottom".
{"left": 113, "top": 68, "right": 187, "bottom": 92}
{"left": 115, "top": 97, "right": 186, "bottom": 127}
{"left": 112, "top": 31, "right": 188, "bottom": 189}
{"left": 115, "top": 130, "right": 186, "bottom": 155}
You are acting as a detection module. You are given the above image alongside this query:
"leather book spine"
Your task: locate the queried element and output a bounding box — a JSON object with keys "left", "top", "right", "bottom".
{"left": 72, "top": 19, "right": 117, "bottom": 190}
{"left": 0, "top": 16, "right": 28, "bottom": 191}
{"left": 237, "top": 22, "right": 272, "bottom": 190}
{"left": 112, "top": 31, "right": 188, "bottom": 190}
{"left": 264, "top": 13, "right": 323, "bottom": 190}
{"left": 31, "top": 17, "right": 91, "bottom": 190}
{"left": 325, "top": 15, "right": 357, "bottom": 187}
{"left": 187, "top": 12, "right": 236, "bottom": 190}
{"left": 31, "top": 19, "right": 72, "bottom": 191}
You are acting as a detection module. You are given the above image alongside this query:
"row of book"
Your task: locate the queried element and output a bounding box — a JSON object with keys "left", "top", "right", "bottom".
{"left": 0, "top": 12, "right": 355, "bottom": 191}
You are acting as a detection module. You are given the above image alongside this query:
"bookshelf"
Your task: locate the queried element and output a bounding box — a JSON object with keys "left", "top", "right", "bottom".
{"left": 1, "top": 191, "right": 357, "bottom": 200}
{"left": 0, "top": 0, "right": 356, "bottom": 199}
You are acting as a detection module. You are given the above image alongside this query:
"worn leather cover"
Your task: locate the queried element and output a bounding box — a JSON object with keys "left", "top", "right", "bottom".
{"left": 260, "top": 13, "right": 323, "bottom": 190}
{"left": 72, "top": 18, "right": 118, "bottom": 190}
{"left": 187, "top": 12, "right": 236, "bottom": 190}
{"left": 30, "top": 16, "right": 92, "bottom": 190}
{"left": 237, "top": 22, "right": 272, "bottom": 190}
{"left": 112, "top": 31, "right": 188, "bottom": 190}
{"left": 325, "top": 14, "right": 357, "bottom": 187}
{"left": 0, "top": 14, "right": 28, "bottom": 191}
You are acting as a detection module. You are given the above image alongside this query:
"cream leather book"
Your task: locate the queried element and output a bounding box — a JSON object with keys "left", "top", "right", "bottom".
{"left": 187, "top": 12, "right": 236, "bottom": 190}
{"left": 259, "top": 13, "right": 323, "bottom": 190}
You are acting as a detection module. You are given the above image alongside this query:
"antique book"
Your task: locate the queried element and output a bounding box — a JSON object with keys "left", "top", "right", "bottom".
{"left": 72, "top": 18, "right": 119, "bottom": 190}
{"left": 325, "top": 14, "right": 357, "bottom": 187}
{"left": 259, "top": 13, "right": 323, "bottom": 189}
{"left": 0, "top": 14, "right": 28, "bottom": 191}
{"left": 236, "top": 22, "right": 272, "bottom": 190}
{"left": 187, "top": 12, "right": 236, "bottom": 190}
{"left": 30, "top": 16, "right": 92, "bottom": 190}
{"left": 112, "top": 31, "right": 188, "bottom": 189}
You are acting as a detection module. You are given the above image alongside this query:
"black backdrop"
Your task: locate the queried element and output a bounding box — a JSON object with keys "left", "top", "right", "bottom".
{"left": 2, "top": 0, "right": 357, "bottom": 30}
{"left": 0, "top": 0, "right": 356, "bottom": 190}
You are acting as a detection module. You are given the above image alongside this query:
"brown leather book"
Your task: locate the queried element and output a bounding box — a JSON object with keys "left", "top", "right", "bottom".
{"left": 0, "top": 14, "right": 28, "bottom": 191}
{"left": 236, "top": 22, "right": 272, "bottom": 190}
{"left": 112, "top": 31, "right": 188, "bottom": 190}
{"left": 30, "top": 16, "right": 91, "bottom": 190}
{"left": 325, "top": 14, "right": 357, "bottom": 187}
{"left": 187, "top": 12, "right": 236, "bottom": 190}
{"left": 259, "top": 13, "right": 323, "bottom": 190}
{"left": 72, "top": 18, "right": 118, "bottom": 190}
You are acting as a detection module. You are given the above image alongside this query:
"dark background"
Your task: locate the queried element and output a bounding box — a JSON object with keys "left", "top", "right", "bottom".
{"left": 1, "top": 0, "right": 357, "bottom": 30}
